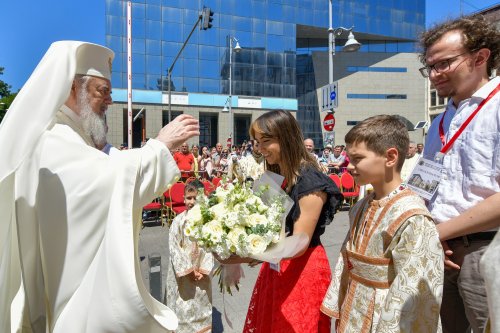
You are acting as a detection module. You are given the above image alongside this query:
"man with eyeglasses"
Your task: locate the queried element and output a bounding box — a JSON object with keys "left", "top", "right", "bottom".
{"left": 419, "top": 15, "right": 500, "bottom": 333}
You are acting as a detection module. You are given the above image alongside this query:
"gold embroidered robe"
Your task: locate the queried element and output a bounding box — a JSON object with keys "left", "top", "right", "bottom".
{"left": 321, "top": 188, "right": 443, "bottom": 333}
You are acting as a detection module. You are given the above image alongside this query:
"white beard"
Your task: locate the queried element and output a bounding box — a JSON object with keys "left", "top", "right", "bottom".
{"left": 78, "top": 89, "right": 107, "bottom": 148}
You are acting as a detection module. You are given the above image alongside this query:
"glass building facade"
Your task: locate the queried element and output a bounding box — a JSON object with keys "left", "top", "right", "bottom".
{"left": 105, "top": 0, "right": 425, "bottom": 144}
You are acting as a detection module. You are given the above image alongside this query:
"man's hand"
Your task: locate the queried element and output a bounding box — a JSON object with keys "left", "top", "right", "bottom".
{"left": 442, "top": 241, "right": 460, "bottom": 270}
{"left": 156, "top": 114, "right": 199, "bottom": 150}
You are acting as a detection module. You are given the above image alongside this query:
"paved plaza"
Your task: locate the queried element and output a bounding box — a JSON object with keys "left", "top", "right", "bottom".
{"left": 139, "top": 209, "right": 350, "bottom": 333}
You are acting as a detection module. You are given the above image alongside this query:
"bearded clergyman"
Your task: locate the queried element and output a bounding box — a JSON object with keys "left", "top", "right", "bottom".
{"left": 0, "top": 41, "right": 199, "bottom": 332}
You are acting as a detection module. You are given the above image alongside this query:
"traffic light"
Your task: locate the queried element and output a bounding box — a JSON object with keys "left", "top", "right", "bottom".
{"left": 202, "top": 7, "right": 214, "bottom": 30}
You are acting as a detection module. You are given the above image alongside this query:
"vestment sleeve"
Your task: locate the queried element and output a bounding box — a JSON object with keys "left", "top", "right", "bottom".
{"left": 169, "top": 214, "right": 196, "bottom": 278}
{"left": 134, "top": 139, "right": 180, "bottom": 207}
{"left": 198, "top": 250, "right": 214, "bottom": 275}
{"left": 375, "top": 215, "right": 443, "bottom": 333}
{"left": 320, "top": 252, "right": 347, "bottom": 319}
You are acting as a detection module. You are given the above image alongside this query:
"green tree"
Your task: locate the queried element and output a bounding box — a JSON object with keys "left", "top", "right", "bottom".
{"left": 0, "top": 67, "right": 16, "bottom": 124}
{"left": 0, "top": 93, "right": 16, "bottom": 124}
{"left": 0, "top": 67, "right": 12, "bottom": 98}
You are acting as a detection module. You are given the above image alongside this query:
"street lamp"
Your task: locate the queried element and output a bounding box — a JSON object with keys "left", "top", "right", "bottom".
{"left": 225, "top": 36, "right": 241, "bottom": 145}
{"left": 328, "top": 0, "right": 361, "bottom": 85}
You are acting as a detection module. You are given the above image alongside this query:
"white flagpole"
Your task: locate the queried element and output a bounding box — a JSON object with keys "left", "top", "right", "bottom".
{"left": 127, "top": 1, "right": 133, "bottom": 148}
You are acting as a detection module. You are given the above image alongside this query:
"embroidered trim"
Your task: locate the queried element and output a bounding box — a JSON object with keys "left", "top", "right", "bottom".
{"left": 196, "top": 325, "right": 212, "bottom": 333}
{"left": 338, "top": 279, "right": 358, "bottom": 333}
{"left": 320, "top": 304, "right": 339, "bottom": 319}
{"left": 346, "top": 249, "right": 392, "bottom": 265}
{"left": 349, "top": 271, "right": 391, "bottom": 289}
{"left": 359, "top": 189, "right": 414, "bottom": 254}
{"left": 386, "top": 209, "right": 432, "bottom": 238}
{"left": 360, "top": 296, "right": 376, "bottom": 333}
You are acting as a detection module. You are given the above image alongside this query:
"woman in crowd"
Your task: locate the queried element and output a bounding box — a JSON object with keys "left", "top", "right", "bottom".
{"left": 199, "top": 146, "right": 213, "bottom": 180}
{"left": 215, "top": 148, "right": 230, "bottom": 177}
{"left": 190, "top": 144, "right": 200, "bottom": 176}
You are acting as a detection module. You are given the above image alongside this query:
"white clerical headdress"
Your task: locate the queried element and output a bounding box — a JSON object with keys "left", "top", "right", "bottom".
{"left": 75, "top": 43, "right": 114, "bottom": 80}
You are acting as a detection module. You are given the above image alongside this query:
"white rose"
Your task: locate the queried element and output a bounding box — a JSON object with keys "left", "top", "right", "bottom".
{"left": 227, "top": 226, "right": 247, "bottom": 252}
{"left": 247, "top": 196, "right": 264, "bottom": 207}
{"left": 246, "top": 213, "right": 269, "bottom": 227}
{"left": 215, "top": 185, "right": 231, "bottom": 202}
{"left": 210, "top": 203, "right": 226, "bottom": 219}
{"left": 186, "top": 204, "right": 203, "bottom": 225}
{"left": 247, "top": 234, "right": 269, "bottom": 255}
{"left": 224, "top": 211, "right": 240, "bottom": 229}
{"left": 257, "top": 203, "right": 269, "bottom": 214}
{"left": 202, "top": 220, "right": 224, "bottom": 243}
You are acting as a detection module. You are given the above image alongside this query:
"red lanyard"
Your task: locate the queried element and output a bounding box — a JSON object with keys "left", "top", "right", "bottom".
{"left": 439, "top": 83, "right": 500, "bottom": 154}
{"left": 438, "top": 110, "right": 447, "bottom": 146}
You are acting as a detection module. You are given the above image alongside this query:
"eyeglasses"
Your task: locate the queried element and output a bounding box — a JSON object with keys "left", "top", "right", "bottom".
{"left": 419, "top": 51, "right": 472, "bottom": 78}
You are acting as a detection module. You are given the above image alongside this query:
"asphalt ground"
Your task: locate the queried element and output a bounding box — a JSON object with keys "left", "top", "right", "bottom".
{"left": 139, "top": 208, "right": 350, "bottom": 333}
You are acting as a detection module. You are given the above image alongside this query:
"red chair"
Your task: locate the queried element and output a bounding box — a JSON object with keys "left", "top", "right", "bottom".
{"left": 340, "top": 172, "right": 360, "bottom": 206}
{"left": 328, "top": 173, "right": 341, "bottom": 189}
{"left": 142, "top": 197, "right": 165, "bottom": 227}
{"left": 185, "top": 176, "right": 197, "bottom": 184}
{"left": 212, "top": 177, "right": 222, "bottom": 188}
{"left": 202, "top": 180, "right": 215, "bottom": 195}
{"left": 164, "top": 182, "right": 187, "bottom": 216}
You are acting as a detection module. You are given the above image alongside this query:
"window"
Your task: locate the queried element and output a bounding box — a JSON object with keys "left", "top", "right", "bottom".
{"left": 199, "top": 113, "right": 218, "bottom": 148}
{"left": 347, "top": 94, "right": 407, "bottom": 99}
{"left": 162, "top": 110, "right": 183, "bottom": 126}
{"left": 430, "top": 90, "right": 437, "bottom": 106}
{"left": 347, "top": 66, "right": 407, "bottom": 73}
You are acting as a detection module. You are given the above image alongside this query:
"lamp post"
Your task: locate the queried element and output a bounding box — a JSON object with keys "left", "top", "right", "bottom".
{"left": 226, "top": 36, "right": 241, "bottom": 145}
{"left": 328, "top": 0, "right": 361, "bottom": 85}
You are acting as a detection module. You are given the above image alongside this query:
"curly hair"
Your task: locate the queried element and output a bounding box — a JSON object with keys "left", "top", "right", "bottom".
{"left": 419, "top": 14, "right": 500, "bottom": 76}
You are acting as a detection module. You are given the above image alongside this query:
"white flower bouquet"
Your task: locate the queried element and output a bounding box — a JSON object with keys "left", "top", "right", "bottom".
{"left": 184, "top": 172, "right": 309, "bottom": 294}
{"left": 184, "top": 172, "right": 290, "bottom": 260}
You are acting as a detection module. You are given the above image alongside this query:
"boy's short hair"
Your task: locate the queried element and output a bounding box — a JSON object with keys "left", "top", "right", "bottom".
{"left": 184, "top": 181, "right": 203, "bottom": 195}
{"left": 345, "top": 115, "right": 409, "bottom": 171}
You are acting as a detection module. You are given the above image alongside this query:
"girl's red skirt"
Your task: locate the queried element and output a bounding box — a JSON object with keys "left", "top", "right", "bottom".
{"left": 243, "top": 245, "right": 332, "bottom": 333}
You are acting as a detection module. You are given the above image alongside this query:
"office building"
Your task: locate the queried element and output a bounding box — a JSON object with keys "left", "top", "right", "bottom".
{"left": 105, "top": 0, "right": 427, "bottom": 149}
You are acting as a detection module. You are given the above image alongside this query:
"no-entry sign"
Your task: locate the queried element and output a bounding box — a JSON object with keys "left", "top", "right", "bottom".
{"left": 323, "top": 114, "right": 335, "bottom": 132}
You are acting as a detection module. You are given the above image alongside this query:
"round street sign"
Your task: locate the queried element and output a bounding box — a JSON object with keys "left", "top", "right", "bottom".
{"left": 323, "top": 114, "right": 335, "bottom": 132}
{"left": 330, "top": 91, "right": 336, "bottom": 101}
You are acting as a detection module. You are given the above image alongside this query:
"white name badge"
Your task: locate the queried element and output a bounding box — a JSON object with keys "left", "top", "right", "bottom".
{"left": 270, "top": 261, "right": 280, "bottom": 272}
{"left": 406, "top": 158, "right": 444, "bottom": 201}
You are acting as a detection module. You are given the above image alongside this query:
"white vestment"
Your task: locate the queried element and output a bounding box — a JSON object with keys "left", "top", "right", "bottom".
{"left": 0, "top": 41, "right": 181, "bottom": 333}
{"left": 12, "top": 117, "right": 180, "bottom": 332}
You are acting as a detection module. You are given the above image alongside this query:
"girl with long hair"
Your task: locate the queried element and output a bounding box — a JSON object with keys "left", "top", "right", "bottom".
{"left": 222, "top": 110, "right": 342, "bottom": 332}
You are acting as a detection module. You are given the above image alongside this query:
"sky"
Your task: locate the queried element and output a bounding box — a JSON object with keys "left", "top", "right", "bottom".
{"left": 0, "top": 0, "right": 499, "bottom": 92}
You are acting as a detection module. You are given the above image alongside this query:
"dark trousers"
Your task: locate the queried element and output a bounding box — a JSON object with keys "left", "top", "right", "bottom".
{"left": 441, "top": 238, "right": 491, "bottom": 333}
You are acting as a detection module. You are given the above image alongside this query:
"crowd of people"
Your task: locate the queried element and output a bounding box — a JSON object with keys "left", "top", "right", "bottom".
{"left": 0, "top": 13, "right": 499, "bottom": 333}
{"left": 170, "top": 138, "right": 358, "bottom": 183}
{"left": 170, "top": 140, "right": 263, "bottom": 181}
